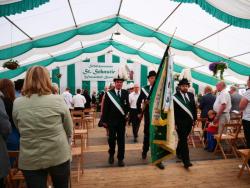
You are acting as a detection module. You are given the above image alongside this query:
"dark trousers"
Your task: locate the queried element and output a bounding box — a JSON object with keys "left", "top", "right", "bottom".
{"left": 143, "top": 111, "right": 150, "bottom": 154}
{"left": 207, "top": 132, "right": 216, "bottom": 151}
{"left": 176, "top": 122, "right": 192, "bottom": 165}
{"left": 108, "top": 120, "right": 126, "bottom": 160}
{"left": 0, "top": 178, "right": 4, "bottom": 188}
{"left": 242, "top": 120, "right": 250, "bottom": 165}
{"left": 22, "top": 160, "right": 70, "bottom": 188}
{"left": 130, "top": 108, "right": 141, "bottom": 138}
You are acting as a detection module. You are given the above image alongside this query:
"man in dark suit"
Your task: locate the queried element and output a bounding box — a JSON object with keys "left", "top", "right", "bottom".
{"left": 137, "top": 71, "right": 164, "bottom": 169}
{"left": 102, "top": 75, "right": 129, "bottom": 167}
{"left": 173, "top": 78, "right": 197, "bottom": 169}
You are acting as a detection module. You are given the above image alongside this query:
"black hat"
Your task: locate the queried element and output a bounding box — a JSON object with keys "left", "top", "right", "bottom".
{"left": 178, "top": 78, "right": 190, "bottom": 86}
{"left": 113, "top": 75, "right": 125, "bottom": 82}
{"left": 147, "top": 70, "right": 157, "bottom": 79}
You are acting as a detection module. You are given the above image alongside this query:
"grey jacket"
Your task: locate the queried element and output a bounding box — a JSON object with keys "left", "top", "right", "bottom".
{"left": 0, "top": 93, "right": 12, "bottom": 178}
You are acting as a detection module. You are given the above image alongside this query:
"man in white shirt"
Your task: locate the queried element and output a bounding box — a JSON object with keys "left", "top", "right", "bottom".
{"left": 213, "top": 81, "right": 232, "bottom": 133}
{"left": 129, "top": 84, "right": 141, "bottom": 142}
{"left": 73, "top": 89, "right": 86, "bottom": 110}
{"left": 62, "top": 88, "right": 73, "bottom": 109}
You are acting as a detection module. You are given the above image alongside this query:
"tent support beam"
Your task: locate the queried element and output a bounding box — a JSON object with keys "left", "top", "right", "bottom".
{"left": 4, "top": 16, "right": 32, "bottom": 40}
{"left": 67, "top": 0, "right": 77, "bottom": 27}
{"left": 229, "top": 51, "right": 250, "bottom": 59}
{"left": 156, "top": 3, "right": 182, "bottom": 31}
{"left": 193, "top": 24, "right": 231, "bottom": 45}
{"left": 117, "top": 0, "right": 123, "bottom": 16}
{"left": 137, "top": 3, "right": 182, "bottom": 51}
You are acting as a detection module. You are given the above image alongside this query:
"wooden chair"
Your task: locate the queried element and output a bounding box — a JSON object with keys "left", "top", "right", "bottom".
{"left": 213, "top": 123, "right": 241, "bottom": 159}
{"left": 71, "top": 110, "right": 85, "bottom": 129}
{"left": 71, "top": 133, "right": 84, "bottom": 183}
{"left": 84, "top": 108, "right": 95, "bottom": 129}
{"left": 72, "top": 118, "right": 88, "bottom": 148}
{"left": 5, "top": 151, "right": 25, "bottom": 188}
{"left": 238, "top": 149, "right": 250, "bottom": 178}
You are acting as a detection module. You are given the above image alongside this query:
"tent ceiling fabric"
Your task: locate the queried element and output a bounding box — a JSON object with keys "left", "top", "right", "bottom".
{"left": 0, "top": 0, "right": 49, "bottom": 17}
{"left": 172, "top": 0, "right": 250, "bottom": 28}
{"left": 0, "top": 0, "right": 249, "bottom": 84}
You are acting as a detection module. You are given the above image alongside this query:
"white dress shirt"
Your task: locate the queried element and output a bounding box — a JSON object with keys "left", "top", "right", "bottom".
{"left": 62, "top": 91, "right": 73, "bottom": 109}
{"left": 129, "top": 91, "right": 140, "bottom": 109}
{"left": 72, "top": 94, "right": 86, "bottom": 108}
{"left": 213, "top": 89, "right": 232, "bottom": 113}
{"left": 180, "top": 92, "right": 190, "bottom": 103}
{"left": 115, "top": 89, "right": 121, "bottom": 97}
{"left": 242, "top": 89, "right": 250, "bottom": 121}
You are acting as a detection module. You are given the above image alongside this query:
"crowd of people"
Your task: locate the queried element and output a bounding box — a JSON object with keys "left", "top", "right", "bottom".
{"left": 0, "top": 64, "right": 250, "bottom": 188}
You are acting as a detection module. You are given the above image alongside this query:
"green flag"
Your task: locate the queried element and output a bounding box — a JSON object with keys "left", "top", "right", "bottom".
{"left": 149, "top": 49, "right": 176, "bottom": 164}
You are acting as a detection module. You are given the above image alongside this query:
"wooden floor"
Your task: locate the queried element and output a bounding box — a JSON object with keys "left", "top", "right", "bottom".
{"left": 72, "top": 119, "right": 250, "bottom": 188}
{"left": 72, "top": 159, "right": 250, "bottom": 188}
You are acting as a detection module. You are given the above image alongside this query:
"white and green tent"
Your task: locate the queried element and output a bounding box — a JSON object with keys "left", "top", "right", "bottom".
{"left": 0, "top": 0, "right": 249, "bottom": 90}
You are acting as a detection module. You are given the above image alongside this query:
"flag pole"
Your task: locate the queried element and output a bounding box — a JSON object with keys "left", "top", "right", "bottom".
{"left": 147, "top": 28, "right": 177, "bottom": 100}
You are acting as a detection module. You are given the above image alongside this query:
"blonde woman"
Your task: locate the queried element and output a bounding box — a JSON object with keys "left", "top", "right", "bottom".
{"left": 13, "top": 66, "right": 73, "bottom": 188}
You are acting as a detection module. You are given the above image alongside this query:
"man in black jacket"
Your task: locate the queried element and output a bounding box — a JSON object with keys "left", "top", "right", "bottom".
{"left": 173, "top": 78, "right": 197, "bottom": 169}
{"left": 102, "top": 75, "right": 129, "bottom": 167}
{"left": 136, "top": 71, "right": 165, "bottom": 169}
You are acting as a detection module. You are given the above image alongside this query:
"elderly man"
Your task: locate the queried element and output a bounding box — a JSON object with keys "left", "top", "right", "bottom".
{"left": 229, "top": 86, "right": 242, "bottom": 112}
{"left": 213, "top": 81, "right": 232, "bottom": 133}
{"left": 129, "top": 84, "right": 140, "bottom": 142}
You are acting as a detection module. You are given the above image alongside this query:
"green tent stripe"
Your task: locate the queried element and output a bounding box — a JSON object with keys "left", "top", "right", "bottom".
{"left": 97, "top": 81, "right": 105, "bottom": 93}
{"left": 172, "top": 0, "right": 250, "bottom": 29}
{"left": 127, "top": 59, "right": 134, "bottom": 64}
{"left": 67, "top": 64, "right": 75, "bottom": 95}
{"left": 140, "top": 65, "right": 148, "bottom": 86}
{"left": 0, "top": 0, "right": 49, "bottom": 17}
{"left": 97, "top": 55, "right": 105, "bottom": 63}
{"left": 82, "top": 81, "right": 90, "bottom": 92}
{"left": 192, "top": 83, "right": 199, "bottom": 95}
{"left": 2, "top": 41, "right": 228, "bottom": 86}
{"left": 52, "top": 68, "right": 60, "bottom": 89}
{"left": 0, "top": 16, "right": 248, "bottom": 75}
{"left": 112, "top": 54, "right": 120, "bottom": 63}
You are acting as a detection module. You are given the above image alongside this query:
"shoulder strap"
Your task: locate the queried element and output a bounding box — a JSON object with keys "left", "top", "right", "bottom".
{"left": 107, "top": 91, "right": 125, "bottom": 115}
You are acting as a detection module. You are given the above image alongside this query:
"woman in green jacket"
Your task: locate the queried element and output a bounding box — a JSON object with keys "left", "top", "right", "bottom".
{"left": 13, "top": 66, "right": 73, "bottom": 188}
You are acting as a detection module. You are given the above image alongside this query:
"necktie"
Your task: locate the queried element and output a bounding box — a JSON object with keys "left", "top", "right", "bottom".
{"left": 117, "top": 90, "right": 121, "bottom": 98}
{"left": 184, "top": 94, "right": 189, "bottom": 104}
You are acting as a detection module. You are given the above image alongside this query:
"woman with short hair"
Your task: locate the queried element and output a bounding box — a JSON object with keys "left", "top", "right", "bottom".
{"left": 13, "top": 66, "right": 73, "bottom": 188}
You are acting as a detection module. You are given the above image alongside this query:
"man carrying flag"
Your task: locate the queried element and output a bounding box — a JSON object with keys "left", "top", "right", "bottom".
{"left": 173, "top": 78, "right": 197, "bottom": 169}
{"left": 137, "top": 70, "right": 165, "bottom": 169}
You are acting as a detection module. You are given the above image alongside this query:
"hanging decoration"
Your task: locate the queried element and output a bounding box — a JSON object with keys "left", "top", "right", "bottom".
{"left": 209, "top": 62, "right": 227, "bottom": 80}
{"left": 2, "top": 59, "right": 19, "bottom": 70}
{"left": 173, "top": 73, "right": 180, "bottom": 81}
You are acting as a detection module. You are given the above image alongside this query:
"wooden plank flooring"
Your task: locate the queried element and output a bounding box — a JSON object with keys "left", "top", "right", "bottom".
{"left": 71, "top": 119, "right": 250, "bottom": 187}
{"left": 72, "top": 159, "right": 250, "bottom": 188}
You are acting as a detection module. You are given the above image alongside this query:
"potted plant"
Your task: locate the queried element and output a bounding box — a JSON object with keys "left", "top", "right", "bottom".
{"left": 2, "top": 59, "right": 19, "bottom": 70}
{"left": 173, "top": 73, "right": 180, "bottom": 81}
{"left": 209, "top": 62, "right": 227, "bottom": 80}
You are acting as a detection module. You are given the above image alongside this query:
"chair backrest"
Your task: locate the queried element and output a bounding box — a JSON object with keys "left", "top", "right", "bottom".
{"left": 8, "top": 151, "right": 19, "bottom": 168}
{"left": 219, "top": 123, "right": 242, "bottom": 140}
{"left": 71, "top": 110, "right": 84, "bottom": 120}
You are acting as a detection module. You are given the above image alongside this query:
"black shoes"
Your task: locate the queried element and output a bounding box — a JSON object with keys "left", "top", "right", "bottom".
{"left": 184, "top": 162, "right": 193, "bottom": 169}
{"left": 142, "top": 152, "right": 147, "bottom": 159}
{"left": 118, "top": 160, "right": 125, "bottom": 167}
{"left": 108, "top": 156, "right": 114, "bottom": 164}
{"left": 156, "top": 162, "right": 165, "bottom": 170}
